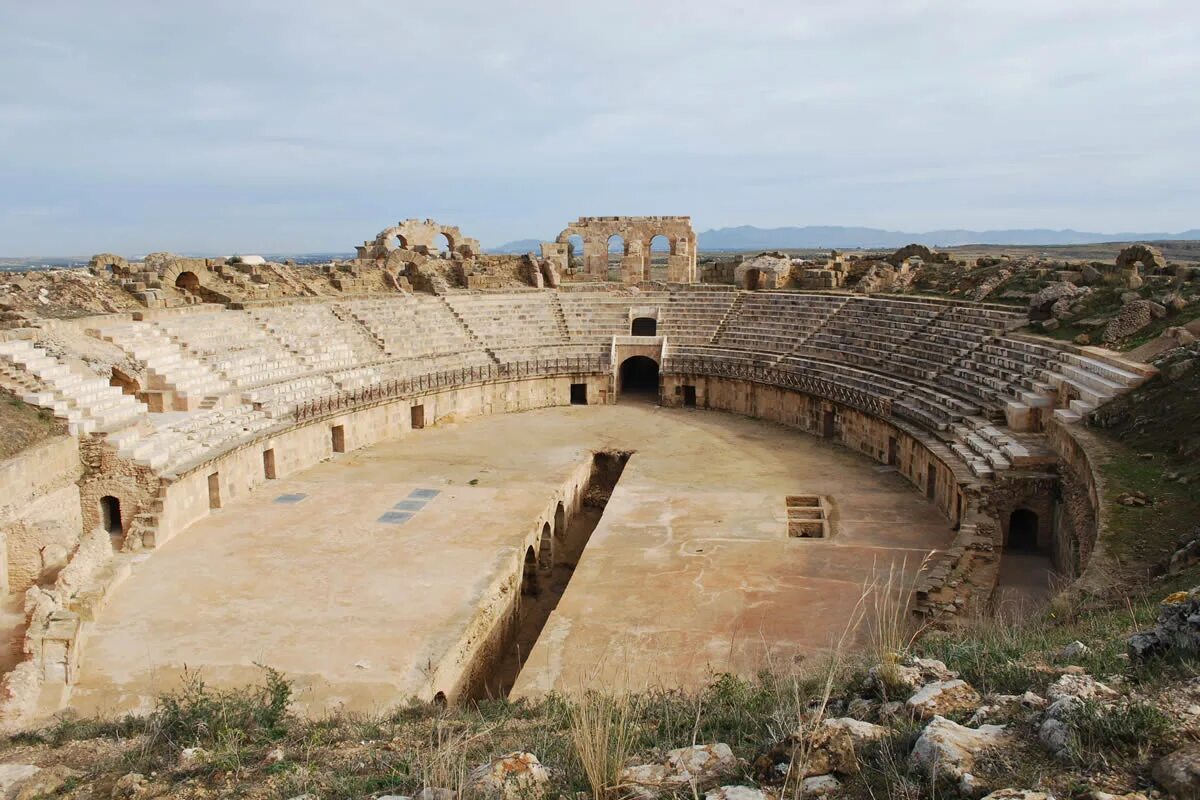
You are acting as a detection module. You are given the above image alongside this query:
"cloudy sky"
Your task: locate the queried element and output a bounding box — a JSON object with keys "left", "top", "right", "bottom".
{"left": 1, "top": 1, "right": 1197, "bottom": 255}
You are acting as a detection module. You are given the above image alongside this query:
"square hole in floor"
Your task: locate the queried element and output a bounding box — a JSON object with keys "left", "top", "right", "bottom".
{"left": 273, "top": 493, "right": 307, "bottom": 504}
{"left": 378, "top": 511, "right": 414, "bottom": 525}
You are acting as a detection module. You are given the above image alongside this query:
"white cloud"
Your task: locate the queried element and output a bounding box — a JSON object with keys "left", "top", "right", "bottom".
{"left": 0, "top": 0, "right": 1197, "bottom": 252}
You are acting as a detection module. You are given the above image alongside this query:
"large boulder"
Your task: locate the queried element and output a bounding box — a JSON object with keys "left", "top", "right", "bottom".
{"left": 1129, "top": 588, "right": 1200, "bottom": 662}
{"left": 752, "top": 726, "right": 856, "bottom": 782}
{"left": 822, "top": 717, "right": 889, "bottom": 743}
{"left": 1153, "top": 743, "right": 1200, "bottom": 799}
{"left": 0, "top": 766, "right": 40, "bottom": 800}
{"left": 910, "top": 716, "right": 1011, "bottom": 793}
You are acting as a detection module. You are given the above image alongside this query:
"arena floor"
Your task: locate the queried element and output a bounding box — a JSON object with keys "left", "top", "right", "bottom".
{"left": 66, "top": 404, "right": 954, "bottom": 717}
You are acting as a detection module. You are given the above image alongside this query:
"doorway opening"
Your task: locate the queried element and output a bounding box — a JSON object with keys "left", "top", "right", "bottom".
{"left": 538, "top": 522, "right": 553, "bottom": 571}
{"left": 744, "top": 268, "right": 764, "bottom": 290}
{"left": 1007, "top": 509, "right": 1040, "bottom": 552}
{"left": 570, "top": 383, "right": 588, "bottom": 405}
{"left": 887, "top": 436, "right": 898, "bottom": 467}
{"left": 263, "top": 448, "right": 276, "bottom": 480}
{"left": 331, "top": 425, "right": 346, "bottom": 453}
{"left": 100, "top": 495, "right": 122, "bottom": 536}
{"left": 207, "top": 472, "right": 221, "bottom": 509}
{"left": 411, "top": 404, "right": 425, "bottom": 430}
{"left": 175, "top": 271, "right": 201, "bottom": 294}
{"left": 618, "top": 356, "right": 659, "bottom": 401}
{"left": 631, "top": 317, "right": 657, "bottom": 336}
{"left": 683, "top": 384, "right": 697, "bottom": 407}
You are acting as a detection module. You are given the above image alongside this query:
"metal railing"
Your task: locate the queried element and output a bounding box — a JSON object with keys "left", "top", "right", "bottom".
{"left": 662, "top": 355, "right": 893, "bottom": 419}
{"left": 292, "top": 355, "right": 610, "bottom": 422}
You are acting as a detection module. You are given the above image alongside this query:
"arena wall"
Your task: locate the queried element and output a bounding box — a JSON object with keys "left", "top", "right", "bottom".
{"left": 153, "top": 373, "right": 611, "bottom": 546}
{"left": 659, "top": 374, "right": 968, "bottom": 523}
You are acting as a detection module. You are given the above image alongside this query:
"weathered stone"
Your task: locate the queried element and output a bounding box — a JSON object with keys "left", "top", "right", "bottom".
{"left": 1129, "top": 587, "right": 1200, "bottom": 662}
{"left": 1080, "top": 265, "right": 1103, "bottom": 284}
{"left": 823, "top": 716, "right": 889, "bottom": 743}
{"left": 910, "top": 716, "right": 1011, "bottom": 788}
{"left": 906, "top": 679, "right": 982, "bottom": 719}
{"left": 12, "top": 766, "right": 81, "bottom": 800}
{"left": 0, "top": 765, "right": 40, "bottom": 800}
{"left": 982, "top": 791, "right": 1055, "bottom": 800}
{"left": 801, "top": 775, "right": 842, "bottom": 797}
{"left": 1046, "top": 673, "right": 1118, "bottom": 702}
{"left": 1154, "top": 743, "right": 1200, "bottom": 799}
{"left": 1058, "top": 641, "right": 1091, "bottom": 661}
{"left": 706, "top": 786, "right": 778, "bottom": 800}
{"left": 467, "top": 752, "right": 549, "bottom": 800}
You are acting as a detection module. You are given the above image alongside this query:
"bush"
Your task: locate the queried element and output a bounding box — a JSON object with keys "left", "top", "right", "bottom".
{"left": 1067, "top": 699, "right": 1171, "bottom": 767}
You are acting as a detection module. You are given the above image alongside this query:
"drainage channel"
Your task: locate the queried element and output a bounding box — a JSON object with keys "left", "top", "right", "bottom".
{"left": 467, "top": 450, "right": 630, "bottom": 701}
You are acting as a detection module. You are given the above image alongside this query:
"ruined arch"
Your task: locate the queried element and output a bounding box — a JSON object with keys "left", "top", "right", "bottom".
{"left": 538, "top": 521, "right": 553, "bottom": 570}
{"left": 886, "top": 243, "right": 935, "bottom": 267}
{"left": 175, "top": 271, "right": 201, "bottom": 293}
{"left": 554, "top": 501, "right": 566, "bottom": 540}
{"left": 100, "top": 495, "right": 122, "bottom": 536}
{"left": 1114, "top": 244, "right": 1167, "bottom": 275}
{"left": 521, "top": 546, "right": 538, "bottom": 595}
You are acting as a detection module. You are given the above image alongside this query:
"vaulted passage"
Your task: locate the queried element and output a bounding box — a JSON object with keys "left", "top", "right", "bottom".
{"left": 471, "top": 450, "right": 631, "bottom": 701}
{"left": 619, "top": 356, "right": 659, "bottom": 400}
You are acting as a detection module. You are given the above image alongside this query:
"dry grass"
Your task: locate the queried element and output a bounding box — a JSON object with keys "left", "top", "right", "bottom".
{"left": 569, "top": 688, "right": 640, "bottom": 799}
{"left": 866, "top": 556, "right": 930, "bottom": 699}
{"left": 0, "top": 392, "right": 59, "bottom": 461}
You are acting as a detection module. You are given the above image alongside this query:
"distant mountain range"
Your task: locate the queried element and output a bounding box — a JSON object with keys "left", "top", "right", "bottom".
{"left": 489, "top": 226, "right": 1200, "bottom": 253}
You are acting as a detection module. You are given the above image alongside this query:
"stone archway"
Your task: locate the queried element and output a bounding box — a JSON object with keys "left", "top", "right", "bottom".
{"left": 619, "top": 355, "right": 660, "bottom": 401}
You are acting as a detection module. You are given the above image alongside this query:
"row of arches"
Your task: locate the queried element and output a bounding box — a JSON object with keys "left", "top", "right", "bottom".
{"left": 563, "top": 233, "right": 680, "bottom": 281}
{"left": 521, "top": 500, "right": 569, "bottom": 596}
{"left": 386, "top": 231, "right": 457, "bottom": 258}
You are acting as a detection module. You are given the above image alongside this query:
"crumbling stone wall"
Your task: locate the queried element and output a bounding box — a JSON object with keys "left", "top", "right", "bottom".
{"left": 0, "top": 436, "right": 84, "bottom": 595}
{"left": 542, "top": 216, "right": 697, "bottom": 284}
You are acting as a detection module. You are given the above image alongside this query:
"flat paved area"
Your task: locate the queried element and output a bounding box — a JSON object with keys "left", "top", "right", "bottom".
{"left": 68, "top": 405, "right": 953, "bottom": 716}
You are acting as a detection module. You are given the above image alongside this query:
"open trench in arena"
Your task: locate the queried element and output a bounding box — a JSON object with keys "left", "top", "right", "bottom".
{"left": 466, "top": 450, "right": 631, "bottom": 701}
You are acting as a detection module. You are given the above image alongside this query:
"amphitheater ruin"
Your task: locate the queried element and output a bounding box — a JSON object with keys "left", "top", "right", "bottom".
{"left": 0, "top": 216, "right": 1160, "bottom": 725}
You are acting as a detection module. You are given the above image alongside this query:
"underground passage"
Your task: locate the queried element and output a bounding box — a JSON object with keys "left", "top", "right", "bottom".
{"left": 619, "top": 356, "right": 659, "bottom": 399}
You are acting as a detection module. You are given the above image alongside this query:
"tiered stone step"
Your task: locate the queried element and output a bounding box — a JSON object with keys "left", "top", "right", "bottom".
{"left": 0, "top": 339, "right": 147, "bottom": 434}
{"left": 94, "top": 322, "right": 232, "bottom": 407}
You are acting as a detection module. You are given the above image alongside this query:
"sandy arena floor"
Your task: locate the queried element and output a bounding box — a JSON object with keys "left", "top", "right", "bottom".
{"left": 67, "top": 404, "right": 954, "bottom": 716}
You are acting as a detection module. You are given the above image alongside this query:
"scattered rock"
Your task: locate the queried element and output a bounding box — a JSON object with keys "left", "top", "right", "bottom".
{"left": 1116, "top": 490, "right": 1151, "bottom": 507}
{"left": 981, "top": 791, "right": 1056, "bottom": 800}
{"left": 823, "top": 716, "right": 889, "bottom": 743}
{"left": 753, "top": 727, "right": 855, "bottom": 782}
{"left": 802, "top": 775, "right": 842, "bottom": 797}
{"left": 1046, "top": 674, "right": 1118, "bottom": 702}
{"left": 1041, "top": 319, "right": 1060, "bottom": 331}
{"left": 414, "top": 789, "right": 456, "bottom": 800}
{"left": 1074, "top": 333, "right": 1091, "bottom": 345}
{"left": 1058, "top": 641, "right": 1091, "bottom": 661}
{"left": 468, "top": 752, "right": 550, "bottom": 800}
{"left": 910, "top": 716, "right": 1011, "bottom": 790}
{"left": 111, "top": 772, "right": 149, "bottom": 799}
{"left": 1153, "top": 742, "right": 1200, "bottom": 799}
{"left": 264, "top": 746, "right": 286, "bottom": 764}
{"left": 1030, "top": 282, "right": 1086, "bottom": 316}
{"left": 706, "top": 786, "right": 777, "bottom": 800}
{"left": 625, "top": 744, "right": 737, "bottom": 797}
{"left": 868, "top": 656, "right": 956, "bottom": 696}
{"left": 1080, "top": 265, "right": 1103, "bottom": 284}
{"left": 906, "top": 679, "right": 982, "bottom": 719}
{"left": 179, "top": 747, "right": 212, "bottom": 769}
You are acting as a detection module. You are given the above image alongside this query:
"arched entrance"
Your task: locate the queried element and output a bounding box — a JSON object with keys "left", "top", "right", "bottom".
{"left": 1007, "top": 509, "right": 1039, "bottom": 551}
{"left": 648, "top": 234, "right": 671, "bottom": 282}
{"left": 175, "top": 271, "right": 201, "bottom": 294}
{"left": 744, "top": 268, "right": 764, "bottom": 290}
{"left": 631, "top": 317, "right": 657, "bottom": 336}
{"left": 521, "top": 546, "right": 538, "bottom": 596}
{"left": 100, "top": 495, "right": 122, "bottom": 543}
{"left": 619, "top": 356, "right": 659, "bottom": 401}
{"left": 566, "top": 234, "right": 585, "bottom": 271}
{"left": 607, "top": 235, "right": 625, "bottom": 281}
{"left": 554, "top": 501, "right": 566, "bottom": 541}
{"left": 539, "top": 522, "right": 553, "bottom": 570}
